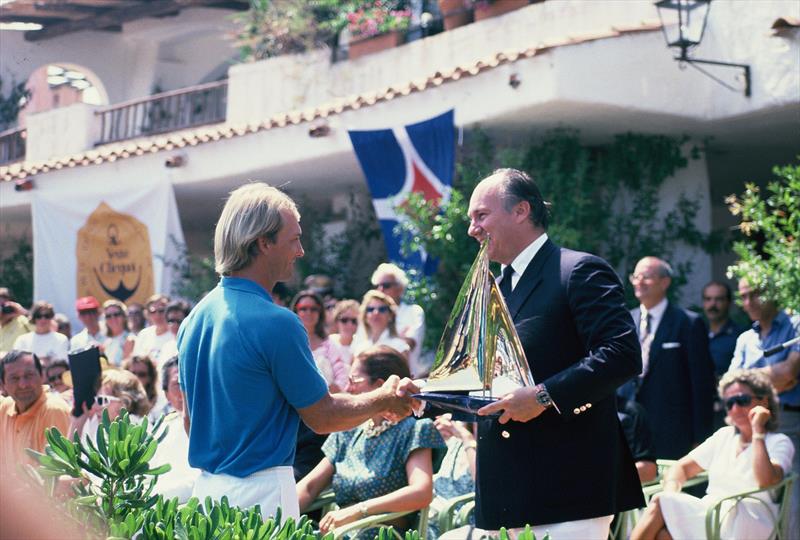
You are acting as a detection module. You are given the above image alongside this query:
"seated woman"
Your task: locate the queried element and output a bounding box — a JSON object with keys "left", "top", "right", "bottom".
{"left": 631, "top": 369, "right": 795, "bottom": 540}
{"left": 297, "top": 345, "right": 445, "bottom": 535}
{"left": 351, "top": 290, "right": 410, "bottom": 359}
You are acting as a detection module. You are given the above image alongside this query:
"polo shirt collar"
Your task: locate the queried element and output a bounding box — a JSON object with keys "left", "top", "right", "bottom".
{"left": 6, "top": 387, "right": 47, "bottom": 418}
{"left": 751, "top": 310, "right": 788, "bottom": 334}
{"left": 220, "top": 276, "right": 274, "bottom": 301}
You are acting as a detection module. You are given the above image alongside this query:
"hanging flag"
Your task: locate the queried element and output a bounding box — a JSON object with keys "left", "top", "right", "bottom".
{"left": 348, "top": 109, "right": 455, "bottom": 273}
{"left": 31, "top": 174, "right": 184, "bottom": 332}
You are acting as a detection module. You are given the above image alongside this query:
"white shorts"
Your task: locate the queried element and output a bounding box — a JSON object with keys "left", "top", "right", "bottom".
{"left": 192, "top": 466, "right": 299, "bottom": 520}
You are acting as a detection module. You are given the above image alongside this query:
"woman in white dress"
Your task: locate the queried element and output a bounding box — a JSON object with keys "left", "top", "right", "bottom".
{"left": 351, "top": 290, "right": 410, "bottom": 360}
{"left": 631, "top": 369, "right": 795, "bottom": 540}
{"left": 101, "top": 300, "right": 134, "bottom": 367}
{"left": 329, "top": 299, "right": 359, "bottom": 354}
{"left": 291, "top": 290, "right": 349, "bottom": 393}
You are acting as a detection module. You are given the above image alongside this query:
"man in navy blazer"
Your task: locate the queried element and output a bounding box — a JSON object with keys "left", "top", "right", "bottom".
{"left": 452, "top": 169, "right": 644, "bottom": 539}
{"left": 625, "top": 256, "right": 716, "bottom": 459}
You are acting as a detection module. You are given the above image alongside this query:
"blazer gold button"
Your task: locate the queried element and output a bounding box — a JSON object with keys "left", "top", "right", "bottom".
{"left": 586, "top": 403, "right": 592, "bottom": 408}
{"left": 573, "top": 408, "right": 581, "bottom": 415}
{"left": 580, "top": 405, "right": 587, "bottom": 412}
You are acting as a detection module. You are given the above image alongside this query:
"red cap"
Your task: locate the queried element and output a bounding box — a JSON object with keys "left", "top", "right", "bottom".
{"left": 75, "top": 296, "right": 100, "bottom": 311}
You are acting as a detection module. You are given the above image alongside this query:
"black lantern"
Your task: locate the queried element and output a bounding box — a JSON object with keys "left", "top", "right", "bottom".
{"left": 654, "top": 0, "right": 751, "bottom": 97}
{"left": 655, "top": 0, "right": 711, "bottom": 58}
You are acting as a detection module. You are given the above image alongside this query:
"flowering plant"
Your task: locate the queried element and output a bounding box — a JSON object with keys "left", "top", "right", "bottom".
{"left": 346, "top": 1, "right": 411, "bottom": 39}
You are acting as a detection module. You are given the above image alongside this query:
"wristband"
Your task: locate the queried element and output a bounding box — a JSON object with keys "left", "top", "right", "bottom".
{"left": 752, "top": 432, "right": 766, "bottom": 441}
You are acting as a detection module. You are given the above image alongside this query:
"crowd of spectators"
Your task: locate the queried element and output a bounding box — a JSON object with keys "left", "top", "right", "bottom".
{"left": 0, "top": 245, "right": 797, "bottom": 538}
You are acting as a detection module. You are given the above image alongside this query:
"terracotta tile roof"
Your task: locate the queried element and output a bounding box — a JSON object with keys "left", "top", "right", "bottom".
{"left": 0, "top": 19, "right": 661, "bottom": 182}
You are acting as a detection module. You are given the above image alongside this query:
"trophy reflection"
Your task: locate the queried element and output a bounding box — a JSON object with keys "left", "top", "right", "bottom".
{"left": 414, "top": 239, "right": 535, "bottom": 421}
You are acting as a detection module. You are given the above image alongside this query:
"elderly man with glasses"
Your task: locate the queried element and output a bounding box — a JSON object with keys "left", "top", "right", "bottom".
{"left": 69, "top": 296, "right": 104, "bottom": 351}
{"left": 619, "top": 256, "right": 716, "bottom": 460}
{"left": 370, "top": 263, "right": 427, "bottom": 377}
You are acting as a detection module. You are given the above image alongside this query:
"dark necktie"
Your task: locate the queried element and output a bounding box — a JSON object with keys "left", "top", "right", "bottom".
{"left": 499, "top": 264, "right": 514, "bottom": 298}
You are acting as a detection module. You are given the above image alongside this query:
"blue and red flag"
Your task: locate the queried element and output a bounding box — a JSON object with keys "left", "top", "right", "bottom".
{"left": 348, "top": 109, "right": 455, "bottom": 274}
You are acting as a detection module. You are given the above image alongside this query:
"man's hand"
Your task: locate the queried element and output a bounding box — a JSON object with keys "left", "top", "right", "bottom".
{"left": 378, "top": 375, "right": 414, "bottom": 422}
{"left": 318, "top": 506, "right": 362, "bottom": 533}
{"left": 477, "top": 387, "right": 546, "bottom": 424}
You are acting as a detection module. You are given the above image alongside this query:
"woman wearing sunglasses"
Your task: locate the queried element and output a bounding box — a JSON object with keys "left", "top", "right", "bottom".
{"left": 102, "top": 300, "right": 135, "bottom": 367}
{"left": 290, "top": 290, "right": 350, "bottom": 393}
{"left": 351, "top": 290, "right": 410, "bottom": 360}
{"left": 13, "top": 301, "right": 69, "bottom": 364}
{"left": 632, "top": 369, "right": 794, "bottom": 540}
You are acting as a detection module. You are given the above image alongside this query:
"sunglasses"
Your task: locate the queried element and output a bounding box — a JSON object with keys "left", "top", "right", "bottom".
{"left": 105, "top": 311, "right": 124, "bottom": 319}
{"left": 34, "top": 312, "right": 54, "bottom": 320}
{"left": 366, "top": 306, "right": 390, "bottom": 314}
{"left": 376, "top": 281, "right": 397, "bottom": 290}
{"left": 95, "top": 394, "right": 121, "bottom": 407}
{"left": 149, "top": 307, "right": 166, "bottom": 314}
{"left": 48, "top": 372, "right": 65, "bottom": 383}
{"left": 348, "top": 375, "right": 367, "bottom": 385}
{"left": 78, "top": 309, "right": 98, "bottom": 316}
{"left": 338, "top": 317, "right": 358, "bottom": 325}
{"left": 724, "top": 393, "right": 761, "bottom": 411}
{"left": 167, "top": 318, "right": 183, "bottom": 325}
{"left": 296, "top": 306, "right": 319, "bottom": 313}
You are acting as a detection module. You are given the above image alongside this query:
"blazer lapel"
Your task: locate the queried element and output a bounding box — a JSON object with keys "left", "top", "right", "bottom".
{"left": 506, "top": 239, "right": 556, "bottom": 318}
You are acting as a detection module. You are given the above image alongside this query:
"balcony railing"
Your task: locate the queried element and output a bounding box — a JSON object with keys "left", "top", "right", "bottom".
{"left": 0, "top": 127, "right": 26, "bottom": 166}
{"left": 95, "top": 80, "right": 227, "bottom": 146}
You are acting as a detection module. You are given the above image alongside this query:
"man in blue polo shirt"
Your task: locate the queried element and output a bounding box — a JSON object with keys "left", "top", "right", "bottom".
{"left": 729, "top": 277, "right": 800, "bottom": 539}
{"left": 178, "top": 183, "right": 413, "bottom": 520}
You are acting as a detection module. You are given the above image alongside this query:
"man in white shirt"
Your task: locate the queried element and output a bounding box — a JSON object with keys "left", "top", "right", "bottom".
{"left": 370, "top": 263, "right": 427, "bottom": 377}
{"left": 69, "top": 296, "right": 105, "bottom": 351}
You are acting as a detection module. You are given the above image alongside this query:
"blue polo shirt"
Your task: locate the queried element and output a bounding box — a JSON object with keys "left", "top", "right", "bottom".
{"left": 178, "top": 277, "right": 328, "bottom": 477}
{"left": 730, "top": 311, "right": 800, "bottom": 407}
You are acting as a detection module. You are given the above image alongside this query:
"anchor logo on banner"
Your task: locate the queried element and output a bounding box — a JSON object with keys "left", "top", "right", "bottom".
{"left": 76, "top": 202, "right": 154, "bottom": 304}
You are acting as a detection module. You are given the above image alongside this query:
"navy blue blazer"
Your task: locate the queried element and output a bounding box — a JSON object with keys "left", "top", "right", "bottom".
{"left": 631, "top": 303, "right": 716, "bottom": 459}
{"left": 474, "top": 239, "right": 644, "bottom": 529}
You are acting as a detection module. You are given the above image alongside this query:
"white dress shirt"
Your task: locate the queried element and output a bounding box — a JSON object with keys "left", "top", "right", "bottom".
{"left": 499, "top": 233, "right": 549, "bottom": 291}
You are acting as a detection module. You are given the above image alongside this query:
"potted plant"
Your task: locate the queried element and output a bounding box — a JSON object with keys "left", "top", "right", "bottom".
{"left": 473, "top": 0, "right": 530, "bottom": 22}
{"left": 438, "top": 0, "right": 473, "bottom": 30}
{"left": 346, "top": 1, "right": 412, "bottom": 59}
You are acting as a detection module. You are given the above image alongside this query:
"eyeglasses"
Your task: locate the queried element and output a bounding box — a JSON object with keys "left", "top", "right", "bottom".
{"left": 149, "top": 307, "right": 166, "bottom": 314}
{"left": 34, "top": 312, "right": 54, "bottom": 320}
{"left": 628, "top": 273, "right": 659, "bottom": 284}
{"left": 348, "top": 375, "right": 367, "bottom": 385}
{"left": 128, "top": 310, "right": 143, "bottom": 317}
{"left": 376, "top": 281, "right": 398, "bottom": 290}
{"left": 365, "top": 306, "right": 390, "bottom": 314}
{"left": 296, "top": 306, "right": 319, "bottom": 313}
{"left": 167, "top": 318, "right": 183, "bottom": 325}
{"left": 105, "top": 312, "right": 124, "bottom": 319}
{"left": 724, "top": 393, "right": 761, "bottom": 411}
{"left": 338, "top": 317, "right": 358, "bottom": 325}
{"left": 95, "top": 394, "right": 121, "bottom": 407}
{"left": 48, "top": 372, "right": 65, "bottom": 383}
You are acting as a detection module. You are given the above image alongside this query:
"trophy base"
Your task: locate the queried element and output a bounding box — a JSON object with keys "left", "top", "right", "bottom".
{"left": 412, "top": 392, "right": 500, "bottom": 422}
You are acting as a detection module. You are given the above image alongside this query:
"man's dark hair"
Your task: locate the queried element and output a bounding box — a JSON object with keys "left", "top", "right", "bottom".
{"left": 703, "top": 280, "right": 733, "bottom": 302}
{"left": 495, "top": 168, "right": 551, "bottom": 230}
{"left": 357, "top": 345, "right": 411, "bottom": 382}
{"left": 161, "top": 355, "right": 179, "bottom": 393}
{"left": 1, "top": 350, "right": 42, "bottom": 382}
{"left": 46, "top": 358, "right": 69, "bottom": 373}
